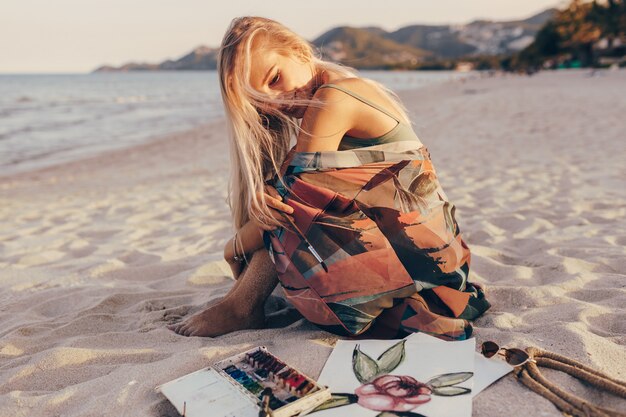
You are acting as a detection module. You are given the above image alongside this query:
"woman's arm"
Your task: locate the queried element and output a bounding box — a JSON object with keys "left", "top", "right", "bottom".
{"left": 223, "top": 187, "right": 294, "bottom": 263}
{"left": 223, "top": 86, "right": 356, "bottom": 265}
{"left": 223, "top": 219, "right": 265, "bottom": 263}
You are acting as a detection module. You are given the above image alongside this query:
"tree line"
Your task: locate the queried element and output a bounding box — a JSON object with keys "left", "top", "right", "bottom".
{"left": 510, "top": 0, "right": 626, "bottom": 71}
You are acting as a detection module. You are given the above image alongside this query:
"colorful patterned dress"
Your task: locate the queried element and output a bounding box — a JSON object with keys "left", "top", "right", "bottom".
{"left": 263, "top": 84, "right": 490, "bottom": 341}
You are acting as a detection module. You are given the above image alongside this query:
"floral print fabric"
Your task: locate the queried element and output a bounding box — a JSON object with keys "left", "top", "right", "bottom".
{"left": 264, "top": 140, "right": 490, "bottom": 340}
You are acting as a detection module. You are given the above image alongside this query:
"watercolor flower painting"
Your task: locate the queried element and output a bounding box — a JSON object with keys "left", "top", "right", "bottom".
{"left": 311, "top": 340, "right": 473, "bottom": 417}
{"left": 356, "top": 374, "right": 432, "bottom": 411}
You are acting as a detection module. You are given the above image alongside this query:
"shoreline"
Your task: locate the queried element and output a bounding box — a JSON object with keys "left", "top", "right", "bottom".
{"left": 0, "top": 118, "right": 223, "bottom": 180}
{"left": 1, "top": 68, "right": 624, "bottom": 417}
{"left": 0, "top": 69, "right": 492, "bottom": 187}
{"left": 1, "top": 67, "right": 605, "bottom": 187}
{"left": 0, "top": 117, "right": 229, "bottom": 199}
{"left": 0, "top": 69, "right": 480, "bottom": 182}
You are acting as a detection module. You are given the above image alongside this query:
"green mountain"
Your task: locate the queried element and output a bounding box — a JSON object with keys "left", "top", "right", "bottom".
{"left": 383, "top": 25, "right": 476, "bottom": 59}
{"left": 311, "top": 26, "right": 432, "bottom": 69}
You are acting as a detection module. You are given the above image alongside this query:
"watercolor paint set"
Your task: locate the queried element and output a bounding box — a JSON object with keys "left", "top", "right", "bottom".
{"left": 156, "top": 346, "right": 330, "bottom": 417}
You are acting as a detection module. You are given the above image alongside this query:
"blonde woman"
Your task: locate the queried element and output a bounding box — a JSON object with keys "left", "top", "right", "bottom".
{"left": 169, "top": 16, "right": 490, "bottom": 338}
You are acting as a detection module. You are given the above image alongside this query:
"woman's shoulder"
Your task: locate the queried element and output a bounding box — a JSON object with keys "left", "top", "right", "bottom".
{"left": 306, "top": 78, "right": 365, "bottom": 120}
{"left": 317, "top": 77, "right": 403, "bottom": 120}
{"left": 318, "top": 77, "right": 377, "bottom": 96}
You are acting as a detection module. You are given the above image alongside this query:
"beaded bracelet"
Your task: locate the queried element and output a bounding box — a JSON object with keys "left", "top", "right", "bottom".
{"left": 232, "top": 232, "right": 244, "bottom": 263}
{"left": 237, "top": 232, "right": 249, "bottom": 265}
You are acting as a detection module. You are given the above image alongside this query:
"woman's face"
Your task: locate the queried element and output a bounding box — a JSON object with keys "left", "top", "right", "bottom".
{"left": 248, "top": 43, "right": 319, "bottom": 119}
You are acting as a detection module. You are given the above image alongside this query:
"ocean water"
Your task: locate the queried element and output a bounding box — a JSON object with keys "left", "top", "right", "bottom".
{"left": 0, "top": 70, "right": 475, "bottom": 176}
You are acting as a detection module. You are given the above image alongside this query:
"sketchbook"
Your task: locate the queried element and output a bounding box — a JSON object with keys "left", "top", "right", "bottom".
{"left": 312, "top": 333, "right": 512, "bottom": 417}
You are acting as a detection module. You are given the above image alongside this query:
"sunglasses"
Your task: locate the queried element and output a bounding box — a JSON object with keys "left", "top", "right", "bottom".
{"left": 481, "top": 341, "right": 536, "bottom": 367}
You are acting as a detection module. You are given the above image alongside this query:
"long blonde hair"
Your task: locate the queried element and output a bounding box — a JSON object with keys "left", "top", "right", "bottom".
{"left": 217, "top": 16, "right": 412, "bottom": 230}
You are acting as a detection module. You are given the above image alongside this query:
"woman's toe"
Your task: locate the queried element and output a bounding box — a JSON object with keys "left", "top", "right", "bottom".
{"left": 170, "top": 323, "right": 186, "bottom": 335}
{"left": 177, "top": 323, "right": 189, "bottom": 336}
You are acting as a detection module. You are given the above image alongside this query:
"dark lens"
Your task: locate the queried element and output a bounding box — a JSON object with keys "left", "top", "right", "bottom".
{"left": 505, "top": 348, "right": 529, "bottom": 366}
{"left": 481, "top": 341, "right": 500, "bottom": 358}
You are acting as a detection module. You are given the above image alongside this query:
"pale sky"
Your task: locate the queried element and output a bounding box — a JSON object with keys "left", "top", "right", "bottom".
{"left": 1, "top": 0, "right": 565, "bottom": 73}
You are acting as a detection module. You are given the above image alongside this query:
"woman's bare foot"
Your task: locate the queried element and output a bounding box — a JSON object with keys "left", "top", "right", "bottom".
{"left": 168, "top": 298, "right": 266, "bottom": 337}
{"left": 169, "top": 249, "right": 279, "bottom": 337}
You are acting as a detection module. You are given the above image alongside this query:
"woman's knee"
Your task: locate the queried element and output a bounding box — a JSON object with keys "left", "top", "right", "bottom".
{"left": 251, "top": 248, "right": 273, "bottom": 267}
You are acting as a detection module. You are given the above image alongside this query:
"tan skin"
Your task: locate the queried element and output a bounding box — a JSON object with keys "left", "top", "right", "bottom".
{"left": 168, "top": 35, "right": 406, "bottom": 337}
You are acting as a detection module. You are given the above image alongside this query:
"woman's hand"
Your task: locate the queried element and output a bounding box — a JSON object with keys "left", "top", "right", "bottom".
{"left": 251, "top": 185, "right": 294, "bottom": 231}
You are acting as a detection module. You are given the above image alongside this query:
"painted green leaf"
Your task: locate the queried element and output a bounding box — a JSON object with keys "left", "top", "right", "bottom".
{"left": 310, "top": 393, "right": 358, "bottom": 413}
{"left": 376, "top": 339, "right": 406, "bottom": 375}
{"left": 432, "top": 386, "right": 472, "bottom": 396}
{"left": 353, "top": 344, "right": 379, "bottom": 383}
{"left": 426, "top": 372, "right": 473, "bottom": 388}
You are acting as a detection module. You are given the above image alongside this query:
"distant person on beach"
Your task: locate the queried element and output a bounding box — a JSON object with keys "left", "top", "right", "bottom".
{"left": 169, "top": 16, "right": 490, "bottom": 338}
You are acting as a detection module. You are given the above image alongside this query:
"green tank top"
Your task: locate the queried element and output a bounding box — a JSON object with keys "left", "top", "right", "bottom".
{"left": 316, "top": 83, "right": 420, "bottom": 151}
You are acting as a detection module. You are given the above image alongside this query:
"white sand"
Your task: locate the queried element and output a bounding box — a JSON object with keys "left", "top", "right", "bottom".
{"left": 1, "top": 69, "right": 624, "bottom": 417}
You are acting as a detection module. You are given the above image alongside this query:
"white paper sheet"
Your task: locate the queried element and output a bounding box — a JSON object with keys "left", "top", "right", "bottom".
{"left": 157, "top": 367, "right": 259, "bottom": 417}
{"left": 315, "top": 337, "right": 476, "bottom": 417}
{"left": 404, "top": 333, "right": 513, "bottom": 397}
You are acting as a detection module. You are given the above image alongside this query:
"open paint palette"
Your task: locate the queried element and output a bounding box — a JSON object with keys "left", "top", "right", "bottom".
{"left": 157, "top": 346, "right": 330, "bottom": 417}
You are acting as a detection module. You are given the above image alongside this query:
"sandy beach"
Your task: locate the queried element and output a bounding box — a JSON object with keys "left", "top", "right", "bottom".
{"left": 1, "top": 69, "right": 624, "bottom": 416}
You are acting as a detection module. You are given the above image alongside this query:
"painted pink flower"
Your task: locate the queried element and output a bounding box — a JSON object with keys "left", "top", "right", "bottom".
{"left": 355, "top": 374, "right": 432, "bottom": 412}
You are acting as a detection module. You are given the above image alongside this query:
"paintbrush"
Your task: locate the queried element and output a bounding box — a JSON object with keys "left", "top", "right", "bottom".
{"left": 258, "top": 388, "right": 272, "bottom": 417}
{"left": 279, "top": 212, "right": 329, "bottom": 273}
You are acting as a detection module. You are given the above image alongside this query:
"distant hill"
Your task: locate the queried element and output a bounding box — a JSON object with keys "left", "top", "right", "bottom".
{"left": 457, "top": 8, "right": 558, "bottom": 55}
{"left": 311, "top": 26, "right": 432, "bottom": 68}
{"left": 93, "top": 8, "right": 556, "bottom": 72}
{"left": 383, "top": 25, "right": 476, "bottom": 59}
{"left": 94, "top": 46, "right": 219, "bottom": 72}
